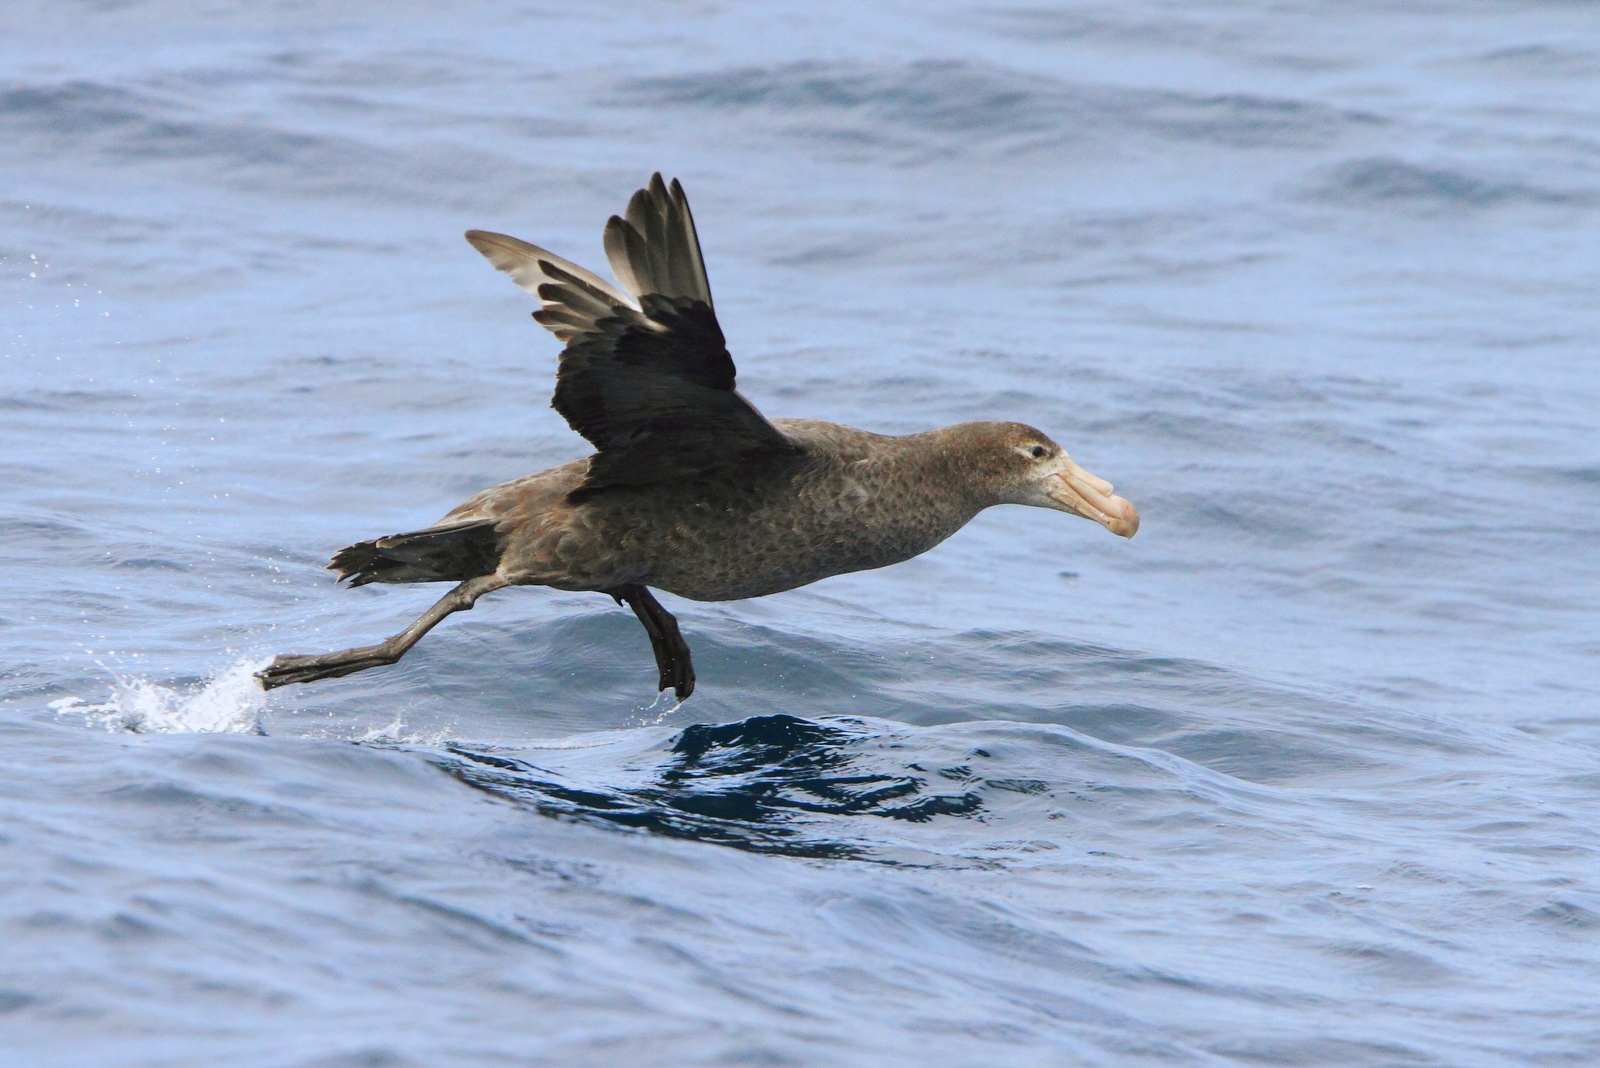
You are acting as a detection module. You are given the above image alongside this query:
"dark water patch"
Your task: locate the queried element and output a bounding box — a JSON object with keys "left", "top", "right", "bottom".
{"left": 1, "top": 76, "right": 547, "bottom": 211}
{"left": 111, "top": 556, "right": 192, "bottom": 572}
{"left": 0, "top": 395, "right": 59, "bottom": 412}
{"left": 0, "top": 667, "right": 69, "bottom": 705}
{"left": 1145, "top": 91, "right": 1379, "bottom": 150}
{"left": 1321, "top": 940, "right": 1453, "bottom": 983}
{"left": 1104, "top": 408, "right": 1261, "bottom": 451}
{"left": 0, "top": 79, "right": 149, "bottom": 132}
{"left": 841, "top": 890, "right": 1113, "bottom": 980}
{"left": 0, "top": 514, "right": 88, "bottom": 540}
{"left": 982, "top": 6, "right": 1206, "bottom": 47}
{"left": 1312, "top": 157, "right": 1592, "bottom": 208}
{"left": 614, "top": 59, "right": 1055, "bottom": 164}
{"left": 117, "top": 116, "right": 368, "bottom": 171}
{"left": 617, "top": 60, "right": 1369, "bottom": 155}
{"left": 1454, "top": 44, "right": 1600, "bottom": 79}
{"left": 0, "top": 387, "right": 143, "bottom": 412}
{"left": 433, "top": 715, "right": 988, "bottom": 860}
{"left": 1511, "top": 464, "right": 1600, "bottom": 489}
{"left": 768, "top": 232, "right": 912, "bottom": 267}
{"left": 1257, "top": 418, "right": 1399, "bottom": 458}
{"left": 1, "top": 198, "right": 172, "bottom": 247}
{"left": 0, "top": 988, "right": 34, "bottom": 1013}
{"left": 101, "top": 781, "right": 313, "bottom": 827}
{"left": 350, "top": 880, "right": 555, "bottom": 953}
{"left": 1207, "top": 1035, "right": 1437, "bottom": 1067}
{"left": 96, "top": 912, "right": 166, "bottom": 942}
{"left": 368, "top": 608, "right": 1462, "bottom": 785}
{"left": 979, "top": 6, "right": 1354, "bottom": 73}
{"left": 422, "top": 710, "right": 1307, "bottom": 868}
{"left": 1162, "top": 489, "right": 1328, "bottom": 548}
{"left": 1161, "top": 727, "right": 1338, "bottom": 783}
{"left": 1026, "top": 207, "right": 1212, "bottom": 261}
{"left": 1525, "top": 900, "right": 1600, "bottom": 929}
{"left": 298, "top": 1049, "right": 424, "bottom": 1068}
{"left": 263, "top": 47, "right": 480, "bottom": 90}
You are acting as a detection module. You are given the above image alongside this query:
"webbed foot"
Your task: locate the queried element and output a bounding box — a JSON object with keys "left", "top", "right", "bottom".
{"left": 256, "top": 647, "right": 395, "bottom": 689}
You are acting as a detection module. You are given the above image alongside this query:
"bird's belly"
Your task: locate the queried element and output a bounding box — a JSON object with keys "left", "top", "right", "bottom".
{"left": 645, "top": 553, "right": 869, "bottom": 602}
{"left": 517, "top": 468, "right": 977, "bottom": 601}
{"left": 637, "top": 512, "right": 956, "bottom": 602}
{"left": 646, "top": 545, "right": 865, "bottom": 602}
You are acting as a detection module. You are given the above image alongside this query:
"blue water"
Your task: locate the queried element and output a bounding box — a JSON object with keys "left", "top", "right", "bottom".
{"left": 4, "top": 2, "right": 1599, "bottom": 1064}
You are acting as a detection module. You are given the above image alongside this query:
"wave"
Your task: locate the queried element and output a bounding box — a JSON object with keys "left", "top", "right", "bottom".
{"left": 230, "top": 592, "right": 1478, "bottom": 791}
{"left": 431, "top": 712, "right": 1258, "bottom": 865}
{"left": 0, "top": 80, "right": 147, "bottom": 133}
{"left": 1313, "top": 156, "right": 1592, "bottom": 208}
{"left": 615, "top": 59, "right": 1378, "bottom": 156}
{"left": 0, "top": 76, "right": 547, "bottom": 212}
{"left": 1454, "top": 44, "right": 1600, "bottom": 79}
{"left": 437, "top": 715, "right": 977, "bottom": 861}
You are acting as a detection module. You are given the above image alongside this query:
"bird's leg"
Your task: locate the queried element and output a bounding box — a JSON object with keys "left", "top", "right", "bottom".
{"left": 257, "top": 574, "right": 509, "bottom": 689}
{"left": 606, "top": 584, "right": 695, "bottom": 699}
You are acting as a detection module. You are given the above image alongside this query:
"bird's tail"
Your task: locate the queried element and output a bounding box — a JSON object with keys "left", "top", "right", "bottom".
{"left": 329, "top": 519, "right": 504, "bottom": 587}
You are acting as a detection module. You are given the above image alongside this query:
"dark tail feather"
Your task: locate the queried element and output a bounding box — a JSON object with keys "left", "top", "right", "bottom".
{"left": 329, "top": 520, "right": 503, "bottom": 587}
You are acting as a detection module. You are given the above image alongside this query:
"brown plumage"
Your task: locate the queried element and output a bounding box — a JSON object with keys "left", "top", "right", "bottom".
{"left": 258, "top": 174, "right": 1139, "bottom": 699}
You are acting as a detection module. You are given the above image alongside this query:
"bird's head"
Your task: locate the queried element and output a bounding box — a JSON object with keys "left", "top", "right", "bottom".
{"left": 965, "top": 422, "right": 1140, "bottom": 538}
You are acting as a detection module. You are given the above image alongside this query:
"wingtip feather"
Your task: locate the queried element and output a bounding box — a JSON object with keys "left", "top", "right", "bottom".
{"left": 465, "top": 174, "right": 714, "bottom": 345}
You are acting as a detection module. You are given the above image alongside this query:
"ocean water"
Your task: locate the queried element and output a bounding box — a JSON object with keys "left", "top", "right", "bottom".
{"left": 4, "top": 1, "right": 1599, "bottom": 1064}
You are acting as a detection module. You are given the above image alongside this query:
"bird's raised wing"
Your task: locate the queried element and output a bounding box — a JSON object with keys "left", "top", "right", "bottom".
{"left": 466, "top": 174, "right": 797, "bottom": 495}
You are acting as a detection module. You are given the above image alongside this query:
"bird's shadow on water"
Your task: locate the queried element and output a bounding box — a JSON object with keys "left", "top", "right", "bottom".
{"left": 430, "top": 714, "right": 985, "bottom": 861}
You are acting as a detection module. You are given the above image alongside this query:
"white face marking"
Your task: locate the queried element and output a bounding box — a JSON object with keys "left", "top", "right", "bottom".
{"left": 1014, "top": 443, "right": 1053, "bottom": 463}
{"left": 1007, "top": 450, "right": 1078, "bottom": 508}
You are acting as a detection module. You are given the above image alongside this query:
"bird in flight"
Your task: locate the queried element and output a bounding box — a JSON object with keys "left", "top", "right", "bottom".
{"left": 258, "top": 174, "right": 1139, "bottom": 699}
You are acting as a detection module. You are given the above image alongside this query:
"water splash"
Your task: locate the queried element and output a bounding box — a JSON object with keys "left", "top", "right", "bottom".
{"left": 630, "top": 687, "right": 687, "bottom": 727}
{"left": 50, "top": 658, "right": 271, "bottom": 734}
{"left": 354, "top": 715, "right": 458, "bottom": 746}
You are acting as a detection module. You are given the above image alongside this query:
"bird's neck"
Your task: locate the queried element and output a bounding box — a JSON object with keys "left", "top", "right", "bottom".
{"left": 895, "top": 424, "right": 1011, "bottom": 510}
{"left": 870, "top": 426, "right": 1004, "bottom": 524}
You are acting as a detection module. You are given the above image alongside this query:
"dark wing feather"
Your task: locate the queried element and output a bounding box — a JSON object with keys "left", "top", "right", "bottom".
{"left": 466, "top": 173, "right": 796, "bottom": 494}
{"left": 603, "top": 174, "right": 713, "bottom": 307}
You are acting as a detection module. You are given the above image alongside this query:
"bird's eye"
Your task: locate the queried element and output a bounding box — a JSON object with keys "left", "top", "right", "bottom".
{"left": 1030, "top": 446, "right": 1047, "bottom": 459}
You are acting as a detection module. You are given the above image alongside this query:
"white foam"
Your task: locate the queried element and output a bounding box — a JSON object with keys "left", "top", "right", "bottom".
{"left": 51, "top": 658, "right": 271, "bottom": 735}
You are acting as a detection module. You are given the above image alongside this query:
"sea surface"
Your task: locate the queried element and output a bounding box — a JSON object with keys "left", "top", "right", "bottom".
{"left": 3, "top": 2, "right": 1599, "bottom": 1065}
